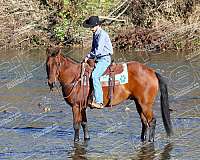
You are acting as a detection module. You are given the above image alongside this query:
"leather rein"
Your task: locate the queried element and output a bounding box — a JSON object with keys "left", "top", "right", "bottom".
{"left": 53, "top": 59, "right": 86, "bottom": 100}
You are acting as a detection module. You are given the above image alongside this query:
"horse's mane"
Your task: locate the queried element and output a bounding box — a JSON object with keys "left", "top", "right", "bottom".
{"left": 46, "top": 46, "right": 80, "bottom": 64}
{"left": 64, "top": 55, "right": 80, "bottom": 64}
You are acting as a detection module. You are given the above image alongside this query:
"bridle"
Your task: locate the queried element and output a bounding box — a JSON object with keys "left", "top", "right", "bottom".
{"left": 47, "top": 55, "right": 82, "bottom": 99}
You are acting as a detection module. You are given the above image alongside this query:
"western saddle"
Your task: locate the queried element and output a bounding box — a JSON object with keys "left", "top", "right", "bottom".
{"left": 82, "top": 59, "right": 124, "bottom": 107}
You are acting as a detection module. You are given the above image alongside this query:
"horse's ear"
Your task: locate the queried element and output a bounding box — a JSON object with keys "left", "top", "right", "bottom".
{"left": 57, "top": 47, "right": 61, "bottom": 56}
{"left": 53, "top": 46, "right": 61, "bottom": 57}
{"left": 46, "top": 43, "right": 54, "bottom": 56}
{"left": 46, "top": 47, "right": 51, "bottom": 57}
{"left": 46, "top": 45, "right": 61, "bottom": 57}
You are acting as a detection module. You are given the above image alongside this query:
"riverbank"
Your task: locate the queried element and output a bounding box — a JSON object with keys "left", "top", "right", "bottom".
{"left": 0, "top": 0, "right": 199, "bottom": 52}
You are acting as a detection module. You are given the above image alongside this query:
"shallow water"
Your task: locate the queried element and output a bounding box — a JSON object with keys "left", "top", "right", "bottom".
{"left": 0, "top": 48, "right": 199, "bottom": 160}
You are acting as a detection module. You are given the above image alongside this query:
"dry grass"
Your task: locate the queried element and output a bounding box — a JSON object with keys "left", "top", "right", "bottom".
{"left": 0, "top": 0, "right": 50, "bottom": 49}
{"left": 113, "top": 0, "right": 200, "bottom": 51}
{"left": 0, "top": 0, "right": 199, "bottom": 50}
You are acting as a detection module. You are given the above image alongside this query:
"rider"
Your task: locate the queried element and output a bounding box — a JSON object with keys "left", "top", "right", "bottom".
{"left": 83, "top": 16, "right": 113, "bottom": 109}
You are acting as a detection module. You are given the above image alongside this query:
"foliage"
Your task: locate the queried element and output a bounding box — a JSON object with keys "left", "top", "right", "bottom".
{"left": 51, "top": 0, "right": 118, "bottom": 44}
{"left": 113, "top": 0, "right": 200, "bottom": 51}
{"left": 126, "top": 0, "right": 199, "bottom": 27}
{"left": 1, "top": 0, "right": 199, "bottom": 50}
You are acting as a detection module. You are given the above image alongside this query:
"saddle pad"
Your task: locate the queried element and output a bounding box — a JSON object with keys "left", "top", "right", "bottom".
{"left": 100, "top": 63, "right": 128, "bottom": 86}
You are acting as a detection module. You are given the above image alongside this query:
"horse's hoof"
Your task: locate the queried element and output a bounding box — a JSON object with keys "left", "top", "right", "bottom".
{"left": 74, "top": 138, "right": 79, "bottom": 142}
{"left": 84, "top": 137, "right": 90, "bottom": 141}
{"left": 84, "top": 133, "right": 90, "bottom": 140}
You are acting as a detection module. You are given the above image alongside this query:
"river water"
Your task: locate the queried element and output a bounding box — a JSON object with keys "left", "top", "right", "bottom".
{"left": 0, "top": 48, "right": 199, "bottom": 160}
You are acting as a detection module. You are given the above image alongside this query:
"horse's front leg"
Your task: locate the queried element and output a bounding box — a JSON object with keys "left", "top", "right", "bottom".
{"left": 141, "top": 121, "right": 147, "bottom": 142}
{"left": 81, "top": 109, "right": 90, "bottom": 140}
{"left": 72, "top": 106, "right": 81, "bottom": 142}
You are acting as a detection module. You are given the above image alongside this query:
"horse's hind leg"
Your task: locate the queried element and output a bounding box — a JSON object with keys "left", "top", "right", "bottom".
{"left": 135, "top": 99, "right": 156, "bottom": 142}
{"left": 81, "top": 109, "right": 90, "bottom": 140}
{"left": 135, "top": 100, "right": 148, "bottom": 141}
{"left": 141, "top": 103, "right": 156, "bottom": 142}
{"left": 148, "top": 117, "right": 156, "bottom": 142}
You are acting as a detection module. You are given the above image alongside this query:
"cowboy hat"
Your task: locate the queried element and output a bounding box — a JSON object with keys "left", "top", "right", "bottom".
{"left": 83, "top": 16, "right": 102, "bottom": 28}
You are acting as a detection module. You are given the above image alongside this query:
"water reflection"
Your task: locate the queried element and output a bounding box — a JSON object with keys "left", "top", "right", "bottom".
{"left": 69, "top": 141, "right": 173, "bottom": 160}
{"left": 71, "top": 142, "right": 88, "bottom": 160}
{"left": 134, "top": 143, "right": 156, "bottom": 160}
{"left": 130, "top": 142, "right": 173, "bottom": 160}
{"left": 159, "top": 143, "right": 173, "bottom": 160}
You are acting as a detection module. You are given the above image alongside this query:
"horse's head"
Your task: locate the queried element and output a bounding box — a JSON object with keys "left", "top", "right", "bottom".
{"left": 46, "top": 46, "right": 62, "bottom": 91}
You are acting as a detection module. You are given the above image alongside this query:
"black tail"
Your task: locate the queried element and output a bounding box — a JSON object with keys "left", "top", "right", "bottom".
{"left": 155, "top": 72, "right": 173, "bottom": 137}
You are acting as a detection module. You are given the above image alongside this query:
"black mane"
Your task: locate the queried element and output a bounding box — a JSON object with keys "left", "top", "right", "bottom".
{"left": 64, "top": 55, "right": 80, "bottom": 64}
{"left": 47, "top": 46, "right": 80, "bottom": 64}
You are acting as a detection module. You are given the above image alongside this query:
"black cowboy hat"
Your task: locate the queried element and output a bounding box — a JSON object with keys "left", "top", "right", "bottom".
{"left": 83, "top": 16, "right": 102, "bottom": 28}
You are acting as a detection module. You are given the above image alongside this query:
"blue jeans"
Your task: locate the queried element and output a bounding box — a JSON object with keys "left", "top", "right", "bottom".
{"left": 92, "top": 56, "right": 111, "bottom": 103}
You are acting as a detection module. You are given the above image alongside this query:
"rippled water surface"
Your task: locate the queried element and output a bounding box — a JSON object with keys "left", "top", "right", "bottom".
{"left": 0, "top": 48, "right": 199, "bottom": 160}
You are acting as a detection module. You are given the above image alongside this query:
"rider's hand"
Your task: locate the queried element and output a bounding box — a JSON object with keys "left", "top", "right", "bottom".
{"left": 84, "top": 57, "right": 89, "bottom": 63}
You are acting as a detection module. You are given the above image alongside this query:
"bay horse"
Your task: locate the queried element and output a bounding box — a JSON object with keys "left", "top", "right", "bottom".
{"left": 46, "top": 46, "right": 173, "bottom": 142}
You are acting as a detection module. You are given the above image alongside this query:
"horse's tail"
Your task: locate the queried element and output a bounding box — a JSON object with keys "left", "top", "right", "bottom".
{"left": 155, "top": 72, "right": 173, "bottom": 137}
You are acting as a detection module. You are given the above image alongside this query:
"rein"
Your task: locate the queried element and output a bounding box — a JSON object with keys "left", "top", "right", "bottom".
{"left": 54, "top": 78, "right": 81, "bottom": 99}
{"left": 54, "top": 59, "right": 88, "bottom": 103}
{"left": 48, "top": 52, "right": 90, "bottom": 109}
{"left": 49, "top": 55, "right": 82, "bottom": 100}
